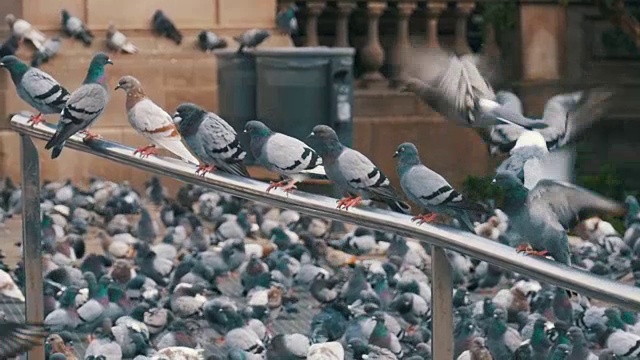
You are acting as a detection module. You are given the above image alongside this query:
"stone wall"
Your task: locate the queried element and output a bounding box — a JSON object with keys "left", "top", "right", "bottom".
{"left": 0, "top": 0, "right": 290, "bottom": 192}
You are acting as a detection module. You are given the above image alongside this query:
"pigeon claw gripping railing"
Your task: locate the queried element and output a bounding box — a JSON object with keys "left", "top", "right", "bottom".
{"left": 9, "top": 113, "right": 640, "bottom": 359}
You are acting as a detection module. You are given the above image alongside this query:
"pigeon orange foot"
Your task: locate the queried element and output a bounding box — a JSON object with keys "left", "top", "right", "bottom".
{"left": 80, "top": 130, "right": 102, "bottom": 142}
{"left": 515, "top": 244, "right": 548, "bottom": 257}
{"left": 27, "top": 113, "right": 45, "bottom": 126}
{"left": 336, "top": 196, "right": 356, "bottom": 209}
{"left": 195, "top": 164, "right": 216, "bottom": 176}
{"left": 280, "top": 179, "right": 298, "bottom": 193}
{"left": 266, "top": 180, "right": 288, "bottom": 193}
{"left": 134, "top": 144, "right": 159, "bottom": 158}
{"left": 411, "top": 213, "right": 438, "bottom": 225}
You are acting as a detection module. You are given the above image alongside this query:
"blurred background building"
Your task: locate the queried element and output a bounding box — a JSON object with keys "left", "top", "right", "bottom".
{"left": 1, "top": 0, "right": 639, "bottom": 196}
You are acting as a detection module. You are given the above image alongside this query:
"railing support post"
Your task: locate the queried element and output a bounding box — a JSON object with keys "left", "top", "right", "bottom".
{"left": 431, "top": 245, "right": 453, "bottom": 360}
{"left": 20, "top": 135, "right": 44, "bottom": 360}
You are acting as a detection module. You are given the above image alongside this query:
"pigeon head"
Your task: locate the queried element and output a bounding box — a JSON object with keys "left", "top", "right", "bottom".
{"left": 60, "top": 9, "right": 70, "bottom": 22}
{"left": 244, "top": 120, "right": 273, "bottom": 138}
{"left": 567, "top": 326, "right": 585, "bottom": 342}
{"left": 5, "top": 14, "right": 16, "bottom": 26}
{"left": 114, "top": 75, "right": 141, "bottom": 92}
{"left": 173, "top": 103, "right": 207, "bottom": 135}
{"left": 0, "top": 55, "right": 29, "bottom": 82}
{"left": 84, "top": 52, "right": 113, "bottom": 85}
{"left": 306, "top": 125, "right": 342, "bottom": 157}
{"left": 493, "top": 172, "right": 526, "bottom": 194}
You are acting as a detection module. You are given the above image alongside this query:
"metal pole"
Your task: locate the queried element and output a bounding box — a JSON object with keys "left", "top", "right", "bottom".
{"left": 431, "top": 245, "right": 453, "bottom": 360}
{"left": 20, "top": 135, "right": 44, "bottom": 360}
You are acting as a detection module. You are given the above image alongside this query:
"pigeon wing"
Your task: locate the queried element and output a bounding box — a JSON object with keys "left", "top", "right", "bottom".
{"left": 21, "top": 68, "right": 69, "bottom": 111}
{"left": 0, "top": 322, "right": 47, "bottom": 358}
{"left": 198, "top": 112, "right": 245, "bottom": 163}
{"left": 528, "top": 179, "right": 627, "bottom": 230}
{"left": 264, "top": 133, "right": 320, "bottom": 174}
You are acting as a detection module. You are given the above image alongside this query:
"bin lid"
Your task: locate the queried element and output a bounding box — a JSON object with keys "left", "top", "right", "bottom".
{"left": 254, "top": 47, "right": 355, "bottom": 57}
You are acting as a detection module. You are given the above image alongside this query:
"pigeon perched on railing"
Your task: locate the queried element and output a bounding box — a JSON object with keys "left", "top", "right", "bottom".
{"left": 45, "top": 53, "right": 113, "bottom": 159}
{"left": 0, "top": 55, "right": 70, "bottom": 126}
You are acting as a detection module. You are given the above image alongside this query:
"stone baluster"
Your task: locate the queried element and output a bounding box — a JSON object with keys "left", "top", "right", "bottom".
{"left": 335, "top": 2, "right": 356, "bottom": 47}
{"left": 454, "top": 2, "right": 475, "bottom": 54}
{"left": 388, "top": 2, "right": 416, "bottom": 88}
{"left": 425, "top": 2, "right": 446, "bottom": 49}
{"left": 305, "top": 1, "right": 326, "bottom": 47}
{"left": 358, "top": 1, "right": 387, "bottom": 87}
{"left": 482, "top": 23, "right": 501, "bottom": 57}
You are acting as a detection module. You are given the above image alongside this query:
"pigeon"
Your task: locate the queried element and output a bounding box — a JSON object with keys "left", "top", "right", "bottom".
{"left": 61, "top": 9, "right": 93, "bottom": 46}
{"left": 114, "top": 76, "right": 198, "bottom": 164}
{"left": 493, "top": 172, "right": 626, "bottom": 265}
{"left": 400, "top": 48, "right": 547, "bottom": 130}
{"left": 487, "top": 87, "right": 615, "bottom": 154}
{"left": 0, "top": 34, "right": 20, "bottom": 57}
{"left": 31, "top": 37, "right": 62, "bottom": 68}
{"left": 106, "top": 23, "right": 138, "bottom": 54}
{"left": 197, "top": 30, "right": 227, "bottom": 52}
{"left": 495, "top": 131, "right": 549, "bottom": 190}
{"left": 276, "top": 4, "right": 298, "bottom": 35}
{"left": 244, "top": 120, "right": 322, "bottom": 193}
{"left": 45, "top": 52, "right": 113, "bottom": 159}
{"left": 234, "top": 29, "right": 270, "bottom": 53}
{"left": 394, "top": 142, "right": 484, "bottom": 231}
{"left": 151, "top": 10, "right": 182, "bottom": 45}
{"left": 5, "top": 14, "right": 46, "bottom": 51}
{"left": 0, "top": 321, "right": 47, "bottom": 358}
{"left": 306, "top": 125, "right": 410, "bottom": 214}
{"left": 0, "top": 55, "right": 70, "bottom": 126}
{"left": 307, "top": 341, "right": 344, "bottom": 360}
{"left": 172, "top": 103, "right": 250, "bottom": 177}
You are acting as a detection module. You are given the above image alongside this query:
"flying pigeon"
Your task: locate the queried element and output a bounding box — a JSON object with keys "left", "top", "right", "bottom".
{"left": 114, "top": 76, "right": 198, "bottom": 163}
{"left": 45, "top": 52, "right": 113, "bottom": 159}
{"left": 276, "top": 4, "right": 298, "bottom": 35}
{"left": 394, "top": 142, "right": 485, "bottom": 231}
{"left": 493, "top": 172, "right": 626, "bottom": 265}
{"left": 400, "top": 48, "right": 547, "bottom": 130}
{"left": 234, "top": 29, "right": 270, "bottom": 53}
{"left": 0, "top": 55, "right": 70, "bottom": 126}
{"left": 244, "top": 120, "right": 322, "bottom": 193}
{"left": 172, "top": 103, "right": 250, "bottom": 177}
{"left": 495, "top": 131, "right": 549, "bottom": 190}
{"left": 487, "top": 87, "right": 615, "bottom": 155}
{"left": 5, "top": 14, "right": 46, "bottom": 51}
{"left": 0, "top": 34, "right": 21, "bottom": 58}
{"left": 197, "top": 31, "right": 227, "bottom": 52}
{"left": 31, "top": 37, "right": 62, "bottom": 68}
{"left": 0, "top": 321, "right": 47, "bottom": 358}
{"left": 106, "top": 23, "right": 138, "bottom": 54}
{"left": 152, "top": 10, "right": 182, "bottom": 45}
{"left": 306, "top": 125, "right": 410, "bottom": 214}
{"left": 61, "top": 9, "right": 93, "bottom": 46}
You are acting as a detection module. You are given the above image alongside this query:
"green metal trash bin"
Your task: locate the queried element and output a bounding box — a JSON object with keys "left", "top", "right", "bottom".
{"left": 255, "top": 47, "right": 355, "bottom": 148}
{"left": 214, "top": 50, "right": 257, "bottom": 132}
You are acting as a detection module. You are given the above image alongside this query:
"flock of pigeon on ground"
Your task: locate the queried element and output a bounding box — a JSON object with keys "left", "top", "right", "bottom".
{"left": 0, "top": 7, "right": 286, "bottom": 67}
{"left": 0, "top": 4, "right": 639, "bottom": 360}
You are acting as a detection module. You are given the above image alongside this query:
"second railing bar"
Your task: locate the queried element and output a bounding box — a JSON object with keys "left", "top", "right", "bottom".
{"left": 10, "top": 113, "right": 640, "bottom": 311}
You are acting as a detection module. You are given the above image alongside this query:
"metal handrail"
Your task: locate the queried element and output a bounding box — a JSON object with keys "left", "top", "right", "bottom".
{"left": 10, "top": 112, "right": 640, "bottom": 359}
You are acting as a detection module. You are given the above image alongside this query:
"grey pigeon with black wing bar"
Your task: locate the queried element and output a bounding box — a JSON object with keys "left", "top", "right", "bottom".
{"left": 394, "top": 142, "right": 485, "bottom": 231}
{"left": 0, "top": 55, "right": 70, "bottom": 126}
{"left": 244, "top": 120, "right": 322, "bottom": 193}
{"left": 172, "top": 103, "right": 250, "bottom": 178}
{"left": 306, "top": 125, "right": 410, "bottom": 214}
{"left": 44, "top": 52, "right": 113, "bottom": 159}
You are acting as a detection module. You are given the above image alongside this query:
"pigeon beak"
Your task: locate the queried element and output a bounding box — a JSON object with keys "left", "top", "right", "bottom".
{"left": 393, "top": 151, "right": 399, "bottom": 158}
{"left": 114, "top": 84, "right": 122, "bottom": 91}
{"left": 106, "top": 59, "right": 113, "bottom": 65}
{"left": 0, "top": 62, "right": 4, "bottom": 67}
{"left": 243, "top": 129, "right": 247, "bottom": 133}
{"left": 306, "top": 131, "right": 315, "bottom": 139}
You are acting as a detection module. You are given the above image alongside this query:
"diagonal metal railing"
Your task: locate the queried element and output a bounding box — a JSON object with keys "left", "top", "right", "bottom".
{"left": 10, "top": 112, "right": 640, "bottom": 359}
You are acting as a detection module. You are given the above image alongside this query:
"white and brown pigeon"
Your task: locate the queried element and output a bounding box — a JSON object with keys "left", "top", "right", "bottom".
{"left": 114, "top": 75, "right": 198, "bottom": 164}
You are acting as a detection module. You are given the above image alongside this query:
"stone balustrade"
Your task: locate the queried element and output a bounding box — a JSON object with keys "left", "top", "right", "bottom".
{"left": 280, "top": 0, "right": 502, "bottom": 88}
